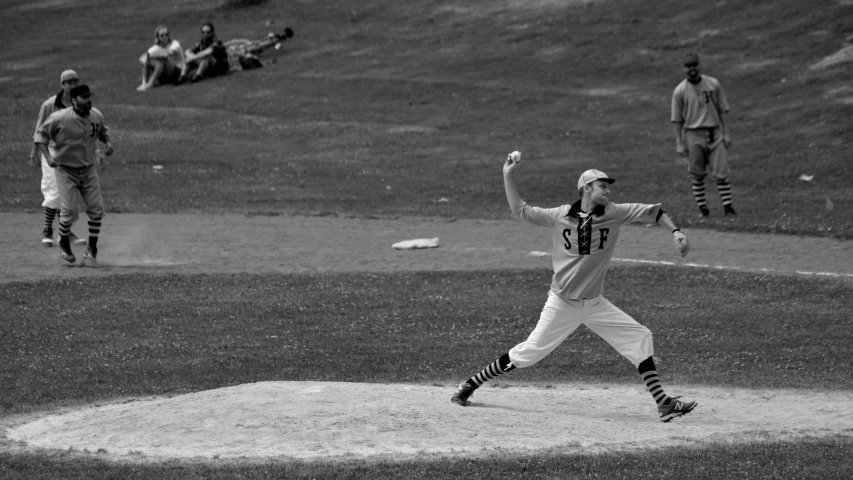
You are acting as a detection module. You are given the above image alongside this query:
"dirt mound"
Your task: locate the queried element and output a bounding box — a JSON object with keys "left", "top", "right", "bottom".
{"left": 6, "top": 381, "right": 852, "bottom": 461}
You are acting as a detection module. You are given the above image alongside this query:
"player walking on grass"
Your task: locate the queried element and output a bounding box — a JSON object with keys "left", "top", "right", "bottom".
{"left": 450, "top": 153, "right": 698, "bottom": 423}
{"left": 34, "top": 84, "right": 113, "bottom": 267}
{"left": 28, "top": 69, "right": 88, "bottom": 247}
{"left": 672, "top": 52, "right": 737, "bottom": 218}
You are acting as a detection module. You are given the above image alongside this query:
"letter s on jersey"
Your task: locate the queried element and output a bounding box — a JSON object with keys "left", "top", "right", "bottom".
{"left": 562, "top": 228, "right": 572, "bottom": 250}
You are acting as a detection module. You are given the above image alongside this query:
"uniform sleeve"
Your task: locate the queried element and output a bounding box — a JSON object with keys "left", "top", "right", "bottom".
{"left": 670, "top": 83, "right": 684, "bottom": 123}
{"left": 512, "top": 200, "right": 563, "bottom": 228}
{"left": 34, "top": 113, "right": 55, "bottom": 144}
{"left": 617, "top": 203, "right": 662, "bottom": 224}
{"left": 33, "top": 100, "right": 51, "bottom": 138}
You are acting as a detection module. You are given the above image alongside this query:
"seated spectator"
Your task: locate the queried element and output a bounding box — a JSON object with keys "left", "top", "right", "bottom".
{"left": 138, "top": 26, "right": 185, "bottom": 92}
{"left": 175, "top": 22, "right": 230, "bottom": 85}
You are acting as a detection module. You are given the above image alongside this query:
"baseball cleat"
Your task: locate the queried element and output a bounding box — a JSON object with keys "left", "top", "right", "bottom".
{"left": 658, "top": 396, "right": 697, "bottom": 423}
{"left": 42, "top": 227, "right": 55, "bottom": 247}
{"left": 451, "top": 381, "right": 475, "bottom": 406}
{"left": 82, "top": 246, "right": 98, "bottom": 267}
{"left": 698, "top": 206, "right": 710, "bottom": 218}
{"left": 58, "top": 237, "right": 76, "bottom": 265}
{"left": 69, "top": 231, "right": 87, "bottom": 245}
{"left": 724, "top": 205, "right": 737, "bottom": 216}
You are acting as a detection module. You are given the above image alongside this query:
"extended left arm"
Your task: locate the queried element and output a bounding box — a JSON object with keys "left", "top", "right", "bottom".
{"left": 657, "top": 210, "right": 689, "bottom": 257}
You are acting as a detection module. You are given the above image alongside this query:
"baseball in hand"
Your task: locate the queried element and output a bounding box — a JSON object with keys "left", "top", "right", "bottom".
{"left": 508, "top": 151, "right": 521, "bottom": 163}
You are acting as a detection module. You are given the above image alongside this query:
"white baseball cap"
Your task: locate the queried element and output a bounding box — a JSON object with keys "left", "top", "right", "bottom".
{"left": 60, "top": 69, "right": 79, "bottom": 82}
{"left": 577, "top": 169, "right": 615, "bottom": 189}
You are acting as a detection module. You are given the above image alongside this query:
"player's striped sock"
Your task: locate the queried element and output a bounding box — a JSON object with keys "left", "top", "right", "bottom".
{"left": 716, "top": 179, "right": 733, "bottom": 207}
{"left": 44, "top": 207, "right": 58, "bottom": 229}
{"left": 638, "top": 357, "right": 672, "bottom": 406}
{"left": 467, "top": 353, "right": 516, "bottom": 389}
{"left": 691, "top": 179, "right": 707, "bottom": 209}
{"left": 87, "top": 218, "right": 102, "bottom": 239}
{"left": 58, "top": 219, "right": 72, "bottom": 237}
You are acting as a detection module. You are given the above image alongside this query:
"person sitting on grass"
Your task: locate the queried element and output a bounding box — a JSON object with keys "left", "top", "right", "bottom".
{"left": 175, "top": 22, "right": 230, "bottom": 85}
{"left": 138, "top": 26, "right": 185, "bottom": 92}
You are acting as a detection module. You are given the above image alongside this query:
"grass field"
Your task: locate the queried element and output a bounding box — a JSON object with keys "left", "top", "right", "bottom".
{"left": 2, "top": 0, "right": 853, "bottom": 478}
{"left": 1, "top": 0, "right": 852, "bottom": 235}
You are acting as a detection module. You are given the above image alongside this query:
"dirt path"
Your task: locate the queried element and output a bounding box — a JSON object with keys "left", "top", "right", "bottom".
{"left": 2, "top": 213, "right": 853, "bottom": 462}
{"left": 2, "top": 213, "right": 852, "bottom": 283}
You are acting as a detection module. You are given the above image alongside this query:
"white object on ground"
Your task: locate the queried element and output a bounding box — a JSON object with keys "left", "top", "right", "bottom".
{"left": 392, "top": 238, "right": 439, "bottom": 250}
{"left": 799, "top": 174, "right": 814, "bottom": 182}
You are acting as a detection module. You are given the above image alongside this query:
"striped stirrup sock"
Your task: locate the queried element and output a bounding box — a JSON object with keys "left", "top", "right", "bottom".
{"left": 44, "top": 207, "right": 59, "bottom": 229}
{"left": 691, "top": 179, "right": 707, "bottom": 208}
{"left": 88, "top": 218, "right": 102, "bottom": 240}
{"left": 638, "top": 357, "right": 672, "bottom": 407}
{"left": 468, "top": 353, "right": 516, "bottom": 389}
{"left": 716, "top": 179, "right": 733, "bottom": 207}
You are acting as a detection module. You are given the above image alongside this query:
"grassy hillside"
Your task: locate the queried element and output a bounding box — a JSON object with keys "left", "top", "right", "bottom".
{"left": 2, "top": 0, "right": 851, "bottom": 236}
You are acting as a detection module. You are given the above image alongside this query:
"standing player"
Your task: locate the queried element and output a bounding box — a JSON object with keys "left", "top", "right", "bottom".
{"left": 671, "top": 52, "right": 736, "bottom": 218}
{"left": 27, "top": 69, "right": 87, "bottom": 247}
{"left": 450, "top": 153, "right": 698, "bottom": 423}
{"left": 34, "top": 84, "right": 114, "bottom": 267}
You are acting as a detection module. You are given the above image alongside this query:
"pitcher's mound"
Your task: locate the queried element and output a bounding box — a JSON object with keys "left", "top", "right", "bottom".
{"left": 6, "top": 381, "right": 853, "bottom": 461}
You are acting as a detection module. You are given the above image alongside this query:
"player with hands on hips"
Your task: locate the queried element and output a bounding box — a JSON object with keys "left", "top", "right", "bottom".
{"left": 451, "top": 151, "right": 696, "bottom": 423}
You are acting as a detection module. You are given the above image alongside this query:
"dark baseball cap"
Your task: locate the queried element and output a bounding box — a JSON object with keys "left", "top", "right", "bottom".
{"left": 70, "top": 84, "right": 93, "bottom": 98}
{"left": 683, "top": 53, "right": 699, "bottom": 66}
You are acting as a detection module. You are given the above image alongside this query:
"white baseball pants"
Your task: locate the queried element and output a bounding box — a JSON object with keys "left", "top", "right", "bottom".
{"left": 509, "top": 291, "right": 654, "bottom": 368}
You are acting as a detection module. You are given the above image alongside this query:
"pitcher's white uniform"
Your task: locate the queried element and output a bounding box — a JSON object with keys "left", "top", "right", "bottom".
{"left": 508, "top": 199, "right": 662, "bottom": 367}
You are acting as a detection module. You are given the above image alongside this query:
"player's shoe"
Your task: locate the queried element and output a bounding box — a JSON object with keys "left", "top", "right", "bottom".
{"left": 451, "top": 382, "right": 475, "bottom": 406}
{"left": 82, "top": 246, "right": 98, "bottom": 268}
{"left": 698, "top": 206, "right": 710, "bottom": 218}
{"left": 42, "top": 227, "right": 55, "bottom": 247}
{"left": 69, "top": 231, "right": 87, "bottom": 245}
{"left": 724, "top": 205, "right": 737, "bottom": 216}
{"left": 658, "top": 396, "right": 697, "bottom": 423}
{"left": 58, "top": 236, "right": 76, "bottom": 265}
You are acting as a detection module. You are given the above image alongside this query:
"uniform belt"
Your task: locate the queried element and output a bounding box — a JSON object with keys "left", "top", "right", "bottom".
{"left": 686, "top": 126, "right": 718, "bottom": 131}
{"left": 58, "top": 164, "right": 91, "bottom": 173}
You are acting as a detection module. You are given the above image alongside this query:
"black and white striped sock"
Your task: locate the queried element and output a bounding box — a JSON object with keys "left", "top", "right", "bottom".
{"left": 691, "top": 179, "right": 707, "bottom": 208}
{"left": 88, "top": 218, "right": 102, "bottom": 241}
{"left": 44, "top": 207, "right": 58, "bottom": 229}
{"left": 467, "top": 353, "right": 516, "bottom": 389}
{"left": 638, "top": 357, "right": 672, "bottom": 407}
{"left": 58, "top": 219, "right": 72, "bottom": 237}
{"left": 716, "top": 179, "right": 733, "bottom": 207}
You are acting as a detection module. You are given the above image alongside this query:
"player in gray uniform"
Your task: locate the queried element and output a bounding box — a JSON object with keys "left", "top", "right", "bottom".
{"left": 34, "top": 84, "right": 113, "bottom": 267}
{"left": 672, "top": 52, "right": 736, "bottom": 217}
{"left": 450, "top": 154, "right": 697, "bottom": 423}
{"left": 28, "top": 69, "right": 87, "bottom": 247}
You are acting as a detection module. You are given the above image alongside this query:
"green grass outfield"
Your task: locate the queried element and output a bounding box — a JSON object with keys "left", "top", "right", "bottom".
{"left": 2, "top": 0, "right": 853, "bottom": 477}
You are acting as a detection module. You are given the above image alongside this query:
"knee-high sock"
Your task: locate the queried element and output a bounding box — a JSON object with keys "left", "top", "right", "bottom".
{"left": 466, "top": 353, "right": 516, "bottom": 390}
{"left": 44, "top": 207, "right": 58, "bottom": 229}
{"left": 691, "top": 179, "right": 707, "bottom": 208}
{"left": 716, "top": 179, "right": 733, "bottom": 207}
{"left": 638, "top": 357, "right": 672, "bottom": 406}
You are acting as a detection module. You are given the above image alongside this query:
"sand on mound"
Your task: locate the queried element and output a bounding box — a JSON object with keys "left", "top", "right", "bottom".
{"left": 5, "top": 381, "right": 853, "bottom": 461}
